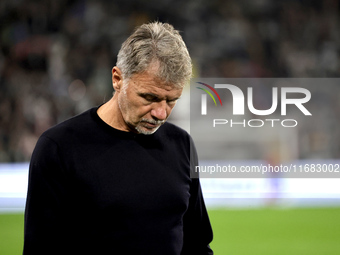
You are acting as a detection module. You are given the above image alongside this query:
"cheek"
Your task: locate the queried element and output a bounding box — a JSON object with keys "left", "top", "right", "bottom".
{"left": 121, "top": 97, "right": 152, "bottom": 120}
{"left": 118, "top": 93, "right": 136, "bottom": 121}
{"left": 138, "top": 106, "right": 154, "bottom": 119}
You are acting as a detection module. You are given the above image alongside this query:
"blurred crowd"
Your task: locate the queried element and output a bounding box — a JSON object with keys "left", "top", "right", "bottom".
{"left": 0, "top": 0, "right": 340, "bottom": 162}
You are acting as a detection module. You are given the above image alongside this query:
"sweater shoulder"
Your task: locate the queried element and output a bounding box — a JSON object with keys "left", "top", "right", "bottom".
{"left": 157, "top": 122, "right": 193, "bottom": 146}
{"left": 160, "top": 122, "right": 190, "bottom": 138}
{"left": 41, "top": 108, "right": 95, "bottom": 142}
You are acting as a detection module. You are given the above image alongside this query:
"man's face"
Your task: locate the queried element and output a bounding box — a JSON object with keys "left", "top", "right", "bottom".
{"left": 117, "top": 71, "right": 183, "bottom": 135}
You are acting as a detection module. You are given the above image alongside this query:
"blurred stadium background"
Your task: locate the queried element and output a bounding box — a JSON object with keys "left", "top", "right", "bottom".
{"left": 1, "top": 0, "right": 340, "bottom": 254}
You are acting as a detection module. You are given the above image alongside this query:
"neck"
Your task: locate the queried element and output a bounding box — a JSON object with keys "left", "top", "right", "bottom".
{"left": 97, "top": 97, "right": 131, "bottom": 132}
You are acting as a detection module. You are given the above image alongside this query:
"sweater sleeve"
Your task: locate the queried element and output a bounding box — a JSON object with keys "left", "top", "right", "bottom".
{"left": 181, "top": 137, "right": 214, "bottom": 255}
{"left": 23, "top": 135, "right": 72, "bottom": 255}
{"left": 181, "top": 178, "right": 214, "bottom": 255}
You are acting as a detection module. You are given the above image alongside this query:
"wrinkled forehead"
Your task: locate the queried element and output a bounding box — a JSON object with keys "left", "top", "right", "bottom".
{"left": 127, "top": 71, "right": 183, "bottom": 98}
{"left": 128, "top": 70, "right": 177, "bottom": 89}
{"left": 125, "top": 60, "right": 184, "bottom": 89}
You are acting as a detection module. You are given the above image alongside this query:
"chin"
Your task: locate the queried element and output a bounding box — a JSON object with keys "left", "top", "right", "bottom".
{"left": 135, "top": 125, "right": 161, "bottom": 135}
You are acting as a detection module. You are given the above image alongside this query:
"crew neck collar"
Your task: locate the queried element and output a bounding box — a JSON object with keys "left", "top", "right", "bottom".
{"left": 90, "top": 105, "right": 156, "bottom": 139}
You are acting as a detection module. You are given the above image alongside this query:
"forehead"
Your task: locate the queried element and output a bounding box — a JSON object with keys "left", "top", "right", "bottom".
{"left": 128, "top": 72, "right": 183, "bottom": 96}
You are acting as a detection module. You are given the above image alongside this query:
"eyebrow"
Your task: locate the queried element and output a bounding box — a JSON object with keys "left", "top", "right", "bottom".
{"left": 138, "top": 92, "right": 181, "bottom": 102}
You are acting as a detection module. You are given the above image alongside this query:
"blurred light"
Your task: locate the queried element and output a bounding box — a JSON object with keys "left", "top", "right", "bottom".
{"left": 68, "top": 79, "right": 86, "bottom": 101}
{"left": 0, "top": 163, "right": 29, "bottom": 212}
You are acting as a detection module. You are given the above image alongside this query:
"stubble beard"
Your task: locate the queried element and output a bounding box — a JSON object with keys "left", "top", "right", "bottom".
{"left": 135, "top": 118, "right": 166, "bottom": 135}
{"left": 118, "top": 93, "right": 166, "bottom": 135}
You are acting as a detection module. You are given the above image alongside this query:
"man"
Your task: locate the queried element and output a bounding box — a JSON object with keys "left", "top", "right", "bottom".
{"left": 24, "top": 22, "right": 213, "bottom": 255}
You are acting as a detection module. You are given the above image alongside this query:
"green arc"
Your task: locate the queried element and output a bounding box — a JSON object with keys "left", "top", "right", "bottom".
{"left": 196, "top": 87, "right": 217, "bottom": 106}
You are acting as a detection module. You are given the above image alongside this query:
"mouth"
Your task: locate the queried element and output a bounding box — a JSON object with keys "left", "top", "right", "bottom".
{"left": 143, "top": 122, "right": 158, "bottom": 129}
{"left": 140, "top": 119, "right": 165, "bottom": 130}
{"left": 135, "top": 119, "right": 166, "bottom": 135}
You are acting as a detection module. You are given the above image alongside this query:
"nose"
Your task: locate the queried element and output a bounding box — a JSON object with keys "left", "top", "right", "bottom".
{"left": 150, "top": 101, "right": 168, "bottom": 121}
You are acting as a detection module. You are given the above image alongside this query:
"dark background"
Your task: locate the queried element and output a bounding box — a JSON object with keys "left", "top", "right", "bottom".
{"left": 1, "top": 0, "right": 340, "bottom": 161}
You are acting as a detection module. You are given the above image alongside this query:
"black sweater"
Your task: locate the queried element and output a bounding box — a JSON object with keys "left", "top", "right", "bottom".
{"left": 23, "top": 106, "right": 213, "bottom": 255}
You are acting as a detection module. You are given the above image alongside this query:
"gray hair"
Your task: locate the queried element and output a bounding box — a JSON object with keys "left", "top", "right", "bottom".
{"left": 116, "top": 22, "right": 192, "bottom": 88}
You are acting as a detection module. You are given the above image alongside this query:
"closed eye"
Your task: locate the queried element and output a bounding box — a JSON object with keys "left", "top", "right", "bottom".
{"left": 138, "top": 93, "right": 159, "bottom": 102}
{"left": 167, "top": 98, "right": 179, "bottom": 105}
{"left": 138, "top": 92, "right": 180, "bottom": 105}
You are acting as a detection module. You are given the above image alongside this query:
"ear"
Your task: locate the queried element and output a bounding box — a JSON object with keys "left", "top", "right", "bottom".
{"left": 112, "top": 66, "right": 123, "bottom": 92}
